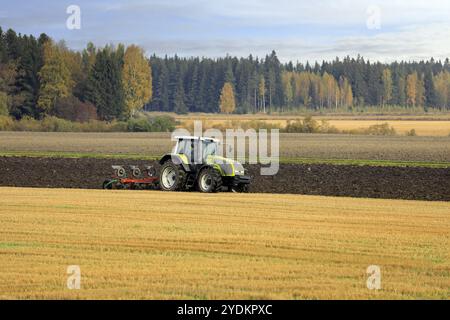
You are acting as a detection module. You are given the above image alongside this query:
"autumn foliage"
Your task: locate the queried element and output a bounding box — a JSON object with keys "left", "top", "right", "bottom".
{"left": 122, "top": 45, "right": 152, "bottom": 116}
{"left": 219, "top": 82, "right": 236, "bottom": 114}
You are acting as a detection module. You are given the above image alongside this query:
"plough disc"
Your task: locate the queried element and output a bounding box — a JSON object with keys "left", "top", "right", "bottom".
{"left": 103, "top": 165, "right": 159, "bottom": 190}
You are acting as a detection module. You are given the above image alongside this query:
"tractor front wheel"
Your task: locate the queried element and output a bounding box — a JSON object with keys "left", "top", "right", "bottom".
{"left": 197, "top": 167, "right": 223, "bottom": 193}
{"left": 159, "top": 161, "right": 186, "bottom": 191}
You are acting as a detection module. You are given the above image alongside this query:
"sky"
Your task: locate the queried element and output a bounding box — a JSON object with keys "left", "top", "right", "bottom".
{"left": 0, "top": 0, "right": 449, "bottom": 63}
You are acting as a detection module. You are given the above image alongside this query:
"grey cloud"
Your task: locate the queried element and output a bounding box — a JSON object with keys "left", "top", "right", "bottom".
{"left": 132, "top": 22, "right": 450, "bottom": 63}
{"left": 2, "top": 1, "right": 449, "bottom": 63}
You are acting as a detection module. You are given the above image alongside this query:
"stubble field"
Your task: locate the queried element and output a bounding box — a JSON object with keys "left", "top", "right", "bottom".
{"left": 173, "top": 113, "right": 450, "bottom": 136}
{"left": 0, "top": 187, "right": 448, "bottom": 299}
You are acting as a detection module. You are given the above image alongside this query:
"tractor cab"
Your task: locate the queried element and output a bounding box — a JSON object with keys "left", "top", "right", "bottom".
{"left": 173, "top": 136, "right": 220, "bottom": 163}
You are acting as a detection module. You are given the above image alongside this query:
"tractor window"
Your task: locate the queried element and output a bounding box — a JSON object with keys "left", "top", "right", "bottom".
{"left": 176, "top": 140, "right": 185, "bottom": 154}
{"left": 177, "top": 140, "right": 191, "bottom": 156}
{"left": 177, "top": 139, "right": 197, "bottom": 162}
{"left": 202, "top": 140, "right": 217, "bottom": 159}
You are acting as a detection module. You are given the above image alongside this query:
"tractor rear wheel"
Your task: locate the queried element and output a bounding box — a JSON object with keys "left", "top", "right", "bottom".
{"left": 197, "top": 167, "right": 223, "bottom": 193}
{"left": 159, "top": 161, "right": 186, "bottom": 191}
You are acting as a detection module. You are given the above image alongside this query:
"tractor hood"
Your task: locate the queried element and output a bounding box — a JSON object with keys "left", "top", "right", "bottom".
{"left": 207, "top": 155, "right": 246, "bottom": 176}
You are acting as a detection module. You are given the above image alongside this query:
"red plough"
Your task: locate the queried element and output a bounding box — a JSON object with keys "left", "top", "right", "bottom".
{"left": 103, "top": 165, "right": 159, "bottom": 190}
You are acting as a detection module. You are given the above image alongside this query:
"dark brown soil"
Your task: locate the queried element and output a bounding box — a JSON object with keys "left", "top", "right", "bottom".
{"left": 1, "top": 156, "right": 449, "bottom": 201}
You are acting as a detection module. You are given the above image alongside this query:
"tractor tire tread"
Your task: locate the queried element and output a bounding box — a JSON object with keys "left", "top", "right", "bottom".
{"left": 160, "top": 161, "right": 187, "bottom": 191}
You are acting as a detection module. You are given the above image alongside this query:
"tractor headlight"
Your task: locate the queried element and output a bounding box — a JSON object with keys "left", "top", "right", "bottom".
{"left": 234, "top": 163, "right": 245, "bottom": 176}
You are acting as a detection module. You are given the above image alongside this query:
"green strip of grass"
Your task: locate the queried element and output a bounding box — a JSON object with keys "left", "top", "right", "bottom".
{"left": 278, "top": 157, "right": 450, "bottom": 168}
{"left": 0, "top": 151, "right": 160, "bottom": 160}
{"left": 1, "top": 150, "right": 449, "bottom": 168}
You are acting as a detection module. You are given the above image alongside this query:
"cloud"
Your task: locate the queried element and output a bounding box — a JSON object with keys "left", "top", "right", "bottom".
{"left": 327, "top": 23, "right": 450, "bottom": 62}
{"left": 1, "top": 0, "right": 449, "bottom": 63}
{"left": 137, "top": 23, "right": 450, "bottom": 63}
{"left": 104, "top": 0, "right": 449, "bottom": 27}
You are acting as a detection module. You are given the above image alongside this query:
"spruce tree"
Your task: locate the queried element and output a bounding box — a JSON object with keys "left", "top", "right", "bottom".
{"left": 187, "top": 63, "right": 199, "bottom": 112}
{"left": 424, "top": 70, "right": 437, "bottom": 108}
{"left": 11, "top": 35, "right": 43, "bottom": 118}
{"left": 86, "top": 46, "right": 125, "bottom": 120}
{"left": 5, "top": 29, "right": 23, "bottom": 62}
{"left": 0, "top": 27, "right": 6, "bottom": 63}
{"left": 173, "top": 77, "right": 187, "bottom": 114}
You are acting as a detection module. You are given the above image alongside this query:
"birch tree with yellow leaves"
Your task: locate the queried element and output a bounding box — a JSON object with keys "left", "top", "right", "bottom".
{"left": 122, "top": 45, "right": 152, "bottom": 116}
{"left": 219, "top": 82, "right": 236, "bottom": 114}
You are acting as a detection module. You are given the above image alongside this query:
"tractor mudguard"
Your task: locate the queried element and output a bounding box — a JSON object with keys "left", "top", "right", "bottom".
{"left": 159, "top": 154, "right": 191, "bottom": 172}
{"left": 196, "top": 164, "right": 215, "bottom": 176}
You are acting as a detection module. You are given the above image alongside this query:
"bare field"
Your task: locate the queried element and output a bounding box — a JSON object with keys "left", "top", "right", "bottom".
{"left": 1, "top": 131, "right": 450, "bottom": 162}
{"left": 2, "top": 157, "right": 449, "bottom": 200}
{"left": 0, "top": 187, "right": 448, "bottom": 299}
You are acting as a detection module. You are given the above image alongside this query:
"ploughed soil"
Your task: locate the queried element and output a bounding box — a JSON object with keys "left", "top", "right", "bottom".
{"left": 1, "top": 156, "right": 449, "bottom": 201}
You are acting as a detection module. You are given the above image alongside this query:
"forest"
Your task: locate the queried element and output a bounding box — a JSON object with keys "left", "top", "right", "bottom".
{"left": 1, "top": 26, "right": 450, "bottom": 122}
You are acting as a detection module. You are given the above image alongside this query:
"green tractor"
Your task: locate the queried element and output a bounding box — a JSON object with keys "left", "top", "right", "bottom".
{"left": 159, "top": 136, "right": 251, "bottom": 193}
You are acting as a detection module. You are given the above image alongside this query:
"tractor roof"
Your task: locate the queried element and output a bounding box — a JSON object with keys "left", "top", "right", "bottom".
{"left": 174, "top": 136, "right": 220, "bottom": 143}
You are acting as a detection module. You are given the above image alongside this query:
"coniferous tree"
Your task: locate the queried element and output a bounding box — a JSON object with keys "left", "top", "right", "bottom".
{"left": 381, "top": 68, "right": 393, "bottom": 108}
{"left": 149, "top": 56, "right": 169, "bottom": 112}
{"left": 75, "top": 42, "right": 96, "bottom": 102}
{"left": 424, "top": 70, "right": 437, "bottom": 108}
{"left": 248, "top": 69, "right": 259, "bottom": 113}
{"left": 186, "top": 60, "right": 200, "bottom": 112}
{"left": 85, "top": 46, "right": 125, "bottom": 120}
{"left": 0, "top": 27, "right": 6, "bottom": 63}
{"left": 397, "top": 76, "right": 407, "bottom": 107}
{"left": 5, "top": 29, "right": 22, "bottom": 61}
{"left": 173, "top": 77, "right": 187, "bottom": 114}
{"left": 12, "top": 35, "right": 43, "bottom": 118}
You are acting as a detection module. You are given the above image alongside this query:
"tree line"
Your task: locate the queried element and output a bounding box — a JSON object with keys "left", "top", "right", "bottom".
{"left": 2, "top": 26, "right": 450, "bottom": 122}
{"left": 149, "top": 53, "right": 450, "bottom": 113}
{"left": 0, "top": 27, "right": 151, "bottom": 121}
